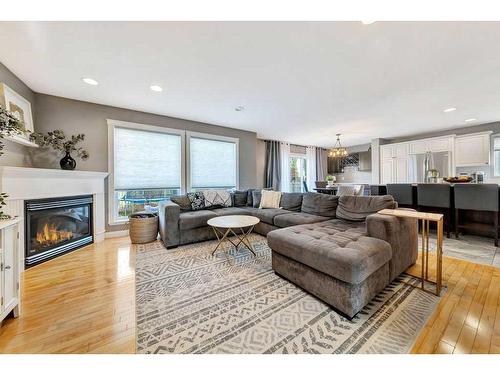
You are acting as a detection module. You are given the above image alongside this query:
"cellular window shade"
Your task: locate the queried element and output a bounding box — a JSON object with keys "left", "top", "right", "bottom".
{"left": 190, "top": 137, "right": 237, "bottom": 188}
{"left": 114, "top": 127, "right": 182, "bottom": 190}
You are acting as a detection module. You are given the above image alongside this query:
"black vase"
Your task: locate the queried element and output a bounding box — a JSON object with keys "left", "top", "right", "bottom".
{"left": 60, "top": 152, "right": 76, "bottom": 170}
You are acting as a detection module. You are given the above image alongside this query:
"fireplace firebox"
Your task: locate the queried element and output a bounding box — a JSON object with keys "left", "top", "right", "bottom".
{"left": 25, "top": 195, "right": 93, "bottom": 268}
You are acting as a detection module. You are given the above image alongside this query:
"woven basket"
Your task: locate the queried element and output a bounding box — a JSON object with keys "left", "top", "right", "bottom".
{"left": 129, "top": 215, "right": 159, "bottom": 244}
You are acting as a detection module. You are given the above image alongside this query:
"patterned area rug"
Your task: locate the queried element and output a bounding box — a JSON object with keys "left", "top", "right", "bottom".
{"left": 135, "top": 234, "right": 441, "bottom": 354}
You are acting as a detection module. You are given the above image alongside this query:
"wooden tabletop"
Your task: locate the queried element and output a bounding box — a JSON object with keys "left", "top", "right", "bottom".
{"left": 377, "top": 209, "right": 443, "bottom": 221}
{"left": 207, "top": 215, "right": 260, "bottom": 228}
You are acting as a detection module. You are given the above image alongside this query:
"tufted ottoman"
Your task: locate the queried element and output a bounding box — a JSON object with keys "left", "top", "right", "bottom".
{"left": 267, "top": 220, "right": 392, "bottom": 318}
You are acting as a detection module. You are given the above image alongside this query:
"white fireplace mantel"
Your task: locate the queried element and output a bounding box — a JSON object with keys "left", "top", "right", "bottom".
{"left": 0, "top": 166, "right": 109, "bottom": 269}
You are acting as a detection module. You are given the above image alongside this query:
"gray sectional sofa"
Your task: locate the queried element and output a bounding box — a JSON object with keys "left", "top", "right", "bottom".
{"left": 158, "top": 190, "right": 418, "bottom": 318}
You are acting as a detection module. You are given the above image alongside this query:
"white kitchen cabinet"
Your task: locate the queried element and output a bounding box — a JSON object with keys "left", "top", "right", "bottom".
{"left": 381, "top": 158, "right": 394, "bottom": 184}
{"left": 409, "top": 136, "right": 454, "bottom": 154}
{"left": 380, "top": 144, "right": 409, "bottom": 183}
{"left": 455, "top": 132, "right": 492, "bottom": 167}
{"left": 1, "top": 218, "right": 21, "bottom": 325}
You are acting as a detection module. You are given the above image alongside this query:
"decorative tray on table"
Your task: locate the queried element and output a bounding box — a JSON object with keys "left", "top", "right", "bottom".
{"left": 443, "top": 176, "right": 473, "bottom": 183}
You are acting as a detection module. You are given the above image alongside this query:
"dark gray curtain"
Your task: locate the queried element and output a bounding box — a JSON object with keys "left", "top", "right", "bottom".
{"left": 316, "top": 148, "right": 327, "bottom": 181}
{"left": 264, "top": 140, "right": 281, "bottom": 190}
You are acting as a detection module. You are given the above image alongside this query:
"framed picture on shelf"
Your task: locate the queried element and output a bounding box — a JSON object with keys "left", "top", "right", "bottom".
{"left": 0, "top": 82, "right": 34, "bottom": 142}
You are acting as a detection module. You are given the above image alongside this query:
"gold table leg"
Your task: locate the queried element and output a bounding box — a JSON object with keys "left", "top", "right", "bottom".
{"left": 416, "top": 218, "right": 443, "bottom": 296}
{"left": 211, "top": 225, "right": 256, "bottom": 256}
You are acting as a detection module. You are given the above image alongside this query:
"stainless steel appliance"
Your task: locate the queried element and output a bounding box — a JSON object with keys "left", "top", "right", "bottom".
{"left": 409, "top": 151, "right": 450, "bottom": 183}
{"left": 471, "top": 171, "right": 486, "bottom": 183}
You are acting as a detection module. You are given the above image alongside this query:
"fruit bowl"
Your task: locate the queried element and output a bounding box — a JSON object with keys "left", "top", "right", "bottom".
{"left": 443, "top": 176, "right": 473, "bottom": 183}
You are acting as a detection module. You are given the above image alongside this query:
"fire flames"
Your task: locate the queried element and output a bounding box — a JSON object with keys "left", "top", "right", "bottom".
{"left": 36, "top": 223, "right": 73, "bottom": 246}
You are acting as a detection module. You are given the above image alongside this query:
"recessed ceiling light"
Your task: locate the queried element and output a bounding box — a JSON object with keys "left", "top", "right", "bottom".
{"left": 465, "top": 118, "right": 477, "bottom": 123}
{"left": 361, "top": 20, "right": 376, "bottom": 25}
{"left": 443, "top": 107, "right": 457, "bottom": 113}
{"left": 82, "top": 77, "right": 98, "bottom": 86}
{"left": 150, "top": 85, "right": 163, "bottom": 92}
{"left": 235, "top": 105, "right": 245, "bottom": 112}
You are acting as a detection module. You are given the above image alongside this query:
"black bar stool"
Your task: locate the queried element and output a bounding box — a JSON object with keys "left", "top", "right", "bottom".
{"left": 417, "top": 184, "right": 452, "bottom": 238}
{"left": 387, "top": 184, "right": 414, "bottom": 208}
{"left": 454, "top": 184, "right": 499, "bottom": 247}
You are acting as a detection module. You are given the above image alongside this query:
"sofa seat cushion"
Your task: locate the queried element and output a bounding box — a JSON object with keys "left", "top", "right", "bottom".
{"left": 179, "top": 210, "right": 217, "bottom": 230}
{"left": 273, "top": 212, "right": 331, "bottom": 228}
{"left": 249, "top": 208, "right": 291, "bottom": 225}
{"left": 267, "top": 223, "right": 392, "bottom": 284}
{"left": 211, "top": 207, "right": 251, "bottom": 216}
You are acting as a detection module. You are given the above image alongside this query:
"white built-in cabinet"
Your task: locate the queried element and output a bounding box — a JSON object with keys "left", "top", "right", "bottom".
{"left": 380, "top": 135, "right": 455, "bottom": 184}
{"left": 0, "top": 218, "right": 21, "bottom": 325}
{"left": 380, "top": 143, "right": 410, "bottom": 184}
{"left": 454, "top": 131, "right": 492, "bottom": 167}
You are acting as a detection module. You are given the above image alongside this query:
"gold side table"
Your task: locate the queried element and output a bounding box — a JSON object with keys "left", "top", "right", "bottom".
{"left": 378, "top": 209, "right": 444, "bottom": 296}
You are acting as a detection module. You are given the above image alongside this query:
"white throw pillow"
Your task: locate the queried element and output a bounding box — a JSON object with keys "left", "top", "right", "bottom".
{"left": 259, "top": 190, "right": 282, "bottom": 209}
{"left": 202, "top": 189, "right": 232, "bottom": 207}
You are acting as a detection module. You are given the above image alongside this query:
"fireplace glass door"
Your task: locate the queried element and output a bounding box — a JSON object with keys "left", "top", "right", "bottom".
{"left": 25, "top": 196, "right": 93, "bottom": 267}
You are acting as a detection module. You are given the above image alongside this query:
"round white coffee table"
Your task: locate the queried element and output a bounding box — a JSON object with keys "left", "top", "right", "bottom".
{"left": 207, "top": 215, "right": 260, "bottom": 256}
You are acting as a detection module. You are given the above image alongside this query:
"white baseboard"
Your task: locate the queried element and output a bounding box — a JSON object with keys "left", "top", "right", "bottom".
{"left": 105, "top": 229, "right": 129, "bottom": 238}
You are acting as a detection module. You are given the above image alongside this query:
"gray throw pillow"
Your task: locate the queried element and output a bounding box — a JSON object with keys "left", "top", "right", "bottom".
{"left": 336, "top": 195, "right": 396, "bottom": 222}
{"left": 301, "top": 192, "right": 338, "bottom": 217}
{"left": 232, "top": 190, "right": 248, "bottom": 207}
{"left": 187, "top": 192, "right": 206, "bottom": 210}
{"left": 170, "top": 195, "right": 192, "bottom": 211}
{"left": 252, "top": 190, "right": 262, "bottom": 208}
{"left": 280, "top": 193, "right": 303, "bottom": 212}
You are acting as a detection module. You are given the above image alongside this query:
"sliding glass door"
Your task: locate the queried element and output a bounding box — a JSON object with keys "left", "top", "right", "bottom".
{"left": 289, "top": 156, "right": 308, "bottom": 193}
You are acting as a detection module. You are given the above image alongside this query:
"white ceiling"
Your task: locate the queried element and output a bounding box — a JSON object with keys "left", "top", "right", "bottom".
{"left": 1, "top": 21, "right": 500, "bottom": 147}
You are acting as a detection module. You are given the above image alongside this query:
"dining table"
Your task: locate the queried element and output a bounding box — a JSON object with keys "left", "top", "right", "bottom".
{"left": 313, "top": 187, "right": 338, "bottom": 195}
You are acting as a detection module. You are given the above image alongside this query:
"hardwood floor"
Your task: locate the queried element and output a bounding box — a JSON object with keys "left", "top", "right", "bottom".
{"left": 0, "top": 235, "right": 499, "bottom": 354}
{"left": 0, "top": 236, "right": 136, "bottom": 353}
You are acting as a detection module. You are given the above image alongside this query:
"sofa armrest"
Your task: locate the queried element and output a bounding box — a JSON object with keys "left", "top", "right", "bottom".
{"left": 366, "top": 212, "right": 418, "bottom": 281}
{"left": 158, "top": 200, "right": 181, "bottom": 248}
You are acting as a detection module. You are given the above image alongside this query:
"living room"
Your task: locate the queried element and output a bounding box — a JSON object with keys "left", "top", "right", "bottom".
{"left": 1, "top": 0, "right": 500, "bottom": 373}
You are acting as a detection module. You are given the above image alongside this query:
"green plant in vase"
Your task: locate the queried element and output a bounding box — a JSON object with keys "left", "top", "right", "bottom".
{"left": 30, "top": 130, "right": 89, "bottom": 170}
{"left": 0, "top": 105, "right": 27, "bottom": 220}
{"left": 325, "top": 175, "right": 336, "bottom": 187}
{"left": 0, "top": 105, "right": 26, "bottom": 156}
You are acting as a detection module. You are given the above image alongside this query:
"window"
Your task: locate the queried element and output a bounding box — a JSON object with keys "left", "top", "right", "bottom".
{"left": 108, "top": 121, "right": 184, "bottom": 223}
{"left": 108, "top": 121, "right": 240, "bottom": 225}
{"left": 494, "top": 136, "right": 500, "bottom": 176}
{"left": 187, "top": 132, "right": 239, "bottom": 191}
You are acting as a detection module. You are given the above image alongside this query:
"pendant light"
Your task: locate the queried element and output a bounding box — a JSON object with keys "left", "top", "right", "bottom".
{"left": 329, "top": 134, "right": 348, "bottom": 158}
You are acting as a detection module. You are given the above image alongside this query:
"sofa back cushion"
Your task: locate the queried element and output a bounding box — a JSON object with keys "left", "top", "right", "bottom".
{"left": 232, "top": 190, "right": 248, "bottom": 207}
{"left": 336, "top": 195, "right": 397, "bottom": 222}
{"left": 301, "top": 192, "right": 338, "bottom": 217}
{"left": 170, "top": 195, "right": 192, "bottom": 212}
{"left": 280, "top": 193, "right": 303, "bottom": 212}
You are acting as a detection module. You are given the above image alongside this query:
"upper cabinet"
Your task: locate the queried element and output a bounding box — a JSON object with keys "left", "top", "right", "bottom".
{"left": 455, "top": 132, "right": 491, "bottom": 167}
{"left": 409, "top": 136, "right": 454, "bottom": 154}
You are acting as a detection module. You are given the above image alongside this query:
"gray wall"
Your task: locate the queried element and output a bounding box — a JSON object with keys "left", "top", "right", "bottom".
{"left": 32, "top": 94, "right": 259, "bottom": 232}
{"left": 0, "top": 62, "right": 35, "bottom": 167}
{"left": 256, "top": 139, "right": 266, "bottom": 188}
